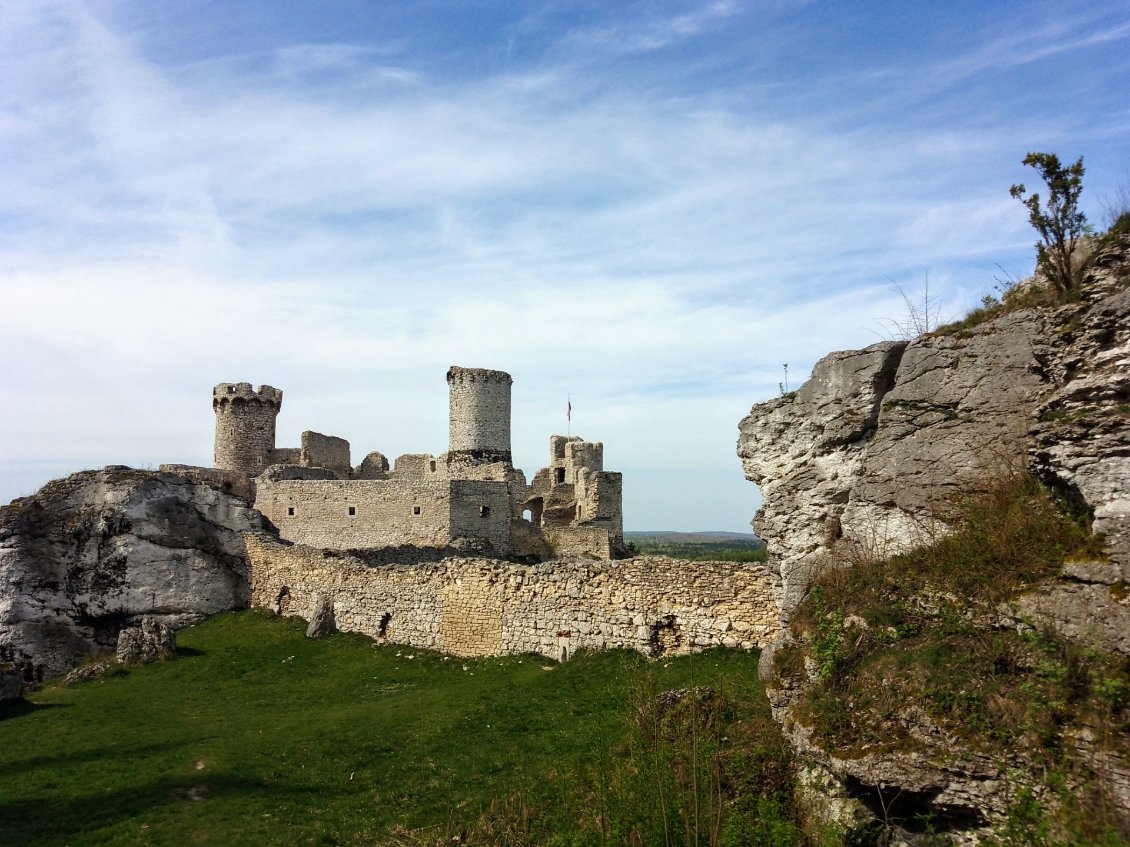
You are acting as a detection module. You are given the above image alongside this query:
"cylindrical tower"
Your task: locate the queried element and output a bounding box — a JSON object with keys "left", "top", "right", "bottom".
{"left": 447, "top": 366, "right": 512, "bottom": 467}
{"left": 212, "top": 383, "right": 283, "bottom": 475}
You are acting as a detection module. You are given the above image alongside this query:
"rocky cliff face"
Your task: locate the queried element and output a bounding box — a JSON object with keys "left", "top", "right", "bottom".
{"left": 737, "top": 233, "right": 1130, "bottom": 840}
{"left": 0, "top": 468, "right": 265, "bottom": 679}
{"left": 739, "top": 235, "right": 1130, "bottom": 619}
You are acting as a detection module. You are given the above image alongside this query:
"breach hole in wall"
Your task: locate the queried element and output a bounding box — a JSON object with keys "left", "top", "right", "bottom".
{"left": 348, "top": 506, "right": 356, "bottom": 516}
{"left": 412, "top": 505, "right": 422, "bottom": 516}
{"left": 555, "top": 467, "right": 566, "bottom": 485}
{"left": 649, "top": 615, "right": 683, "bottom": 658}
{"left": 378, "top": 612, "right": 391, "bottom": 639}
{"left": 275, "top": 585, "right": 291, "bottom": 616}
{"left": 560, "top": 646, "right": 569, "bottom": 662}
{"left": 429, "top": 460, "right": 436, "bottom": 472}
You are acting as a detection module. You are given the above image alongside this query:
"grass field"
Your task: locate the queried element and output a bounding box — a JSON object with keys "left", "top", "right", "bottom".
{"left": 0, "top": 611, "right": 786, "bottom": 847}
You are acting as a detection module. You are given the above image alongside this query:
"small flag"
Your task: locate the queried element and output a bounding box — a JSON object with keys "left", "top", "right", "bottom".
{"left": 567, "top": 398, "right": 572, "bottom": 421}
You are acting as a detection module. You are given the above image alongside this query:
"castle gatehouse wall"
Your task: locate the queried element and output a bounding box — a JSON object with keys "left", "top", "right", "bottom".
{"left": 245, "top": 534, "right": 781, "bottom": 659}
{"left": 255, "top": 478, "right": 515, "bottom": 551}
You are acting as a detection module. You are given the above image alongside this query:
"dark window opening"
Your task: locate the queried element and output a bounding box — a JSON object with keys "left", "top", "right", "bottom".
{"left": 287, "top": 507, "right": 295, "bottom": 516}
{"left": 429, "top": 460, "right": 436, "bottom": 472}
{"left": 480, "top": 505, "right": 491, "bottom": 517}
{"left": 555, "top": 467, "right": 566, "bottom": 484}
{"left": 348, "top": 506, "right": 356, "bottom": 516}
{"left": 412, "top": 505, "right": 422, "bottom": 516}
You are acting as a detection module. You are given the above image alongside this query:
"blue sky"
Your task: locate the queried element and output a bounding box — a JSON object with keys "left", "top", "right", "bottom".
{"left": 2, "top": 0, "right": 1128, "bottom": 531}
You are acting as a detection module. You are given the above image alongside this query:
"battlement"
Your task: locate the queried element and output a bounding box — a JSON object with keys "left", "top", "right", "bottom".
{"left": 212, "top": 383, "right": 283, "bottom": 410}
{"left": 446, "top": 367, "right": 513, "bottom": 386}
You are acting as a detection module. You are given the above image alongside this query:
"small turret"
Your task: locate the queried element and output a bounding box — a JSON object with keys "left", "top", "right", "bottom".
{"left": 212, "top": 383, "right": 283, "bottom": 475}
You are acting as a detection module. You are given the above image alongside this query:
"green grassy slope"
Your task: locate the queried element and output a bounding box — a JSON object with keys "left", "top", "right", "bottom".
{"left": 1, "top": 611, "right": 788, "bottom": 847}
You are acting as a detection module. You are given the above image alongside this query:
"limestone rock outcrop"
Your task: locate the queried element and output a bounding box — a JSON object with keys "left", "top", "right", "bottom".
{"left": 739, "top": 233, "right": 1130, "bottom": 619}
{"left": 115, "top": 616, "right": 177, "bottom": 664}
{"left": 738, "top": 233, "right": 1130, "bottom": 841}
{"left": 0, "top": 467, "right": 265, "bottom": 679}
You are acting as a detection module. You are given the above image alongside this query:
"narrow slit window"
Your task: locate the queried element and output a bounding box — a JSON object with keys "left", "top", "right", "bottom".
{"left": 287, "top": 507, "right": 295, "bottom": 516}
{"left": 348, "top": 506, "right": 356, "bottom": 516}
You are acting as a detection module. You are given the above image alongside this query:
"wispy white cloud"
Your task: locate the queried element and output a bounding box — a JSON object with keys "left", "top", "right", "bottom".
{"left": 2, "top": 0, "right": 1128, "bottom": 529}
{"left": 562, "top": 1, "right": 742, "bottom": 55}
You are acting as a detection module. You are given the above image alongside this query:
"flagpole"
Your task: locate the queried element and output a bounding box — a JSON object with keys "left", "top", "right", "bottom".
{"left": 567, "top": 394, "right": 571, "bottom": 437}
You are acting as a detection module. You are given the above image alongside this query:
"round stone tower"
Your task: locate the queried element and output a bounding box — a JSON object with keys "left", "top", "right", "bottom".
{"left": 212, "top": 383, "right": 283, "bottom": 475}
{"left": 447, "top": 366, "right": 513, "bottom": 467}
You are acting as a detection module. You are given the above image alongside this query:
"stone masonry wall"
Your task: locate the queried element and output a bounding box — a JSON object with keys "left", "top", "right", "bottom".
{"left": 255, "top": 478, "right": 515, "bottom": 552}
{"left": 300, "top": 431, "right": 351, "bottom": 475}
{"left": 257, "top": 479, "right": 452, "bottom": 549}
{"left": 246, "top": 534, "right": 781, "bottom": 659}
{"left": 448, "top": 480, "right": 515, "bottom": 546}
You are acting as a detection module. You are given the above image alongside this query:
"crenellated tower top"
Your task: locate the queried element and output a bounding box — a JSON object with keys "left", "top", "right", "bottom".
{"left": 213, "top": 383, "right": 282, "bottom": 474}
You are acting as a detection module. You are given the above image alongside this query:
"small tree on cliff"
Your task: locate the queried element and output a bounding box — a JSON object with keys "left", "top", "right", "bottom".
{"left": 1010, "top": 152, "right": 1088, "bottom": 295}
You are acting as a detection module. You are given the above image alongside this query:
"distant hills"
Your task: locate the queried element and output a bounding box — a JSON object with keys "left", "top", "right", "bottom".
{"left": 625, "top": 531, "right": 763, "bottom": 544}
{"left": 624, "top": 531, "right": 766, "bottom": 562}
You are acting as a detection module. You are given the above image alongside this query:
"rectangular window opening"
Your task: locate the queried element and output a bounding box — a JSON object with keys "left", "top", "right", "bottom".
{"left": 348, "top": 506, "right": 356, "bottom": 516}
{"left": 287, "top": 507, "right": 295, "bottom": 516}
{"left": 479, "top": 505, "right": 491, "bottom": 517}
{"left": 412, "top": 505, "right": 422, "bottom": 516}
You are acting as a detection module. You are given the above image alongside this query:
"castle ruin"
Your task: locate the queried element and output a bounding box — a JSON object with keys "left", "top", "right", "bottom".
{"left": 198, "top": 366, "right": 623, "bottom": 560}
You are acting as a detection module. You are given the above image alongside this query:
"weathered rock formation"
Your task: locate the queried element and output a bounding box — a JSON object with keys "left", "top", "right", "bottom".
{"left": 739, "top": 234, "right": 1130, "bottom": 619}
{"left": 115, "top": 616, "right": 177, "bottom": 664}
{"left": 737, "top": 233, "right": 1130, "bottom": 840}
{"left": 0, "top": 467, "right": 265, "bottom": 679}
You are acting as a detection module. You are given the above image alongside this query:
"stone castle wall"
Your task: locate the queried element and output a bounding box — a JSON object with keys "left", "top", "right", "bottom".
{"left": 254, "top": 478, "right": 515, "bottom": 551}
{"left": 447, "top": 366, "right": 512, "bottom": 466}
{"left": 246, "top": 534, "right": 781, "bottom": 659}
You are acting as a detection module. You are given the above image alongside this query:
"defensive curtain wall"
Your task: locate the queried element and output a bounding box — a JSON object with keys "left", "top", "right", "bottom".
{"left": 246, "top": 534, "right": 781, "bottom": 660}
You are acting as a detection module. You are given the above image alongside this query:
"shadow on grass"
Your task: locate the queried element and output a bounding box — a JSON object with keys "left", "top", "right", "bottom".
{"left": 0, "top": 699, "right": 68, "bottom": 721}
{"left": 175, "top": 646, "right": 206, "bottom": 657}
{"left": 2, "top": 738, "right": 196, "bottom": 779}
{"left": 1, "top": 771, "right": 321, "bottom": 846}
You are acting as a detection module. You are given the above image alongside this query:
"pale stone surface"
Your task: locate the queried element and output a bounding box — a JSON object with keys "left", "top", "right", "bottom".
{"left": 0, "top": 468, "right": 263, "bottom": 679}
{"left": 305, "top": 594, "right": 336, "bottom": 638}
{"left": 116, "top": 617, "right": 176, "bottom": 664}
{"left": 61, "top": 661, "right": 115, "bottom": 686}
{"left": 246, "top": 534, "right": 781, "bottom": 661}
